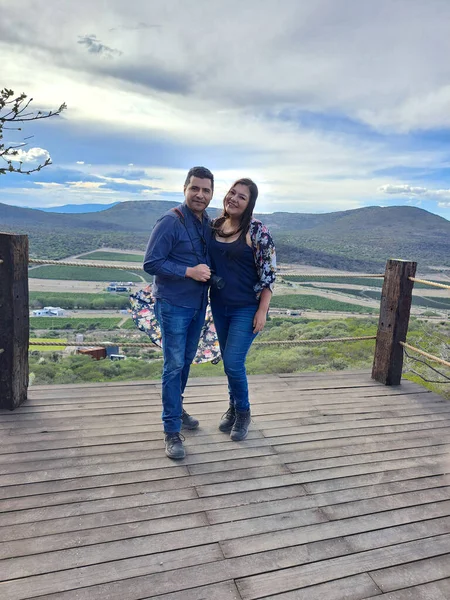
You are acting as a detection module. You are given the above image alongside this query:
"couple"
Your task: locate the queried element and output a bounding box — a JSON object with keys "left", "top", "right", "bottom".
{"left": 144, "top": 166, "right": 276, "bottom": 459}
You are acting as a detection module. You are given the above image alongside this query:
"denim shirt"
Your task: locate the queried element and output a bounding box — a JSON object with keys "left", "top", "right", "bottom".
{"left": 143, "top": 203, "right": 211, "bottom": 309}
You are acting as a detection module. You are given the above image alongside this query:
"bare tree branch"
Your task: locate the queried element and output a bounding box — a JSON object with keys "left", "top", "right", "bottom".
{"left": 0, "top": 88, "right": 66, "bottom": 176}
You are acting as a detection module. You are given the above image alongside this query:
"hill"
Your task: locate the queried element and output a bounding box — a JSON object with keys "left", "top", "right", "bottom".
{"left": 40, "top": 202, "right": 120, "bottom": 213}
{"left": 1, "top": 201, "right": 449, "bottom": 271}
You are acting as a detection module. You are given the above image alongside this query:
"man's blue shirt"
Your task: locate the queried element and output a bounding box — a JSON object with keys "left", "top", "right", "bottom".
{"left": 143, "top": 203, "right": 211, "bottom": 309}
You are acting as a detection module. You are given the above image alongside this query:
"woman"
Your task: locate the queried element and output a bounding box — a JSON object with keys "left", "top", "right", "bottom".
{"left": 209, "top": 178, "right": 276, "bottom": 441}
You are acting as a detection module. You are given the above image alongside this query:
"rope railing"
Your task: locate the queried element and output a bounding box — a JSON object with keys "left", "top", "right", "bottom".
{"left": 408, "top": 277, "right": 450, "bottom": 291}
{"left": 279, "top": 273, "right": 385, "bottom": 278}
{"left": 400, "top": 341, "right": 450, "bottom": 369}
{"left": 29, "top": 335, "right": 377, "bottom": 349}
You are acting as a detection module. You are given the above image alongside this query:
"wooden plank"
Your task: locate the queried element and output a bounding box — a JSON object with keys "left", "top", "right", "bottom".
{"left": 305, "top": 464, "right": 450, "bottom": 494}
{"left": 345, "top": 516, "right": 450, "bottom": 554}
{"left": 222, "top": 504, "right": 450, "bottom": 560}
{"left": 0, "top": 508, "right": 326, "bottom": 568}
{"left": 370, "top": 554, "right": 450, "bottom": 594}
{"left": 0, "top": 233, "right": 29, "bottom": 410}
{"left": 13, "top": 391, "right": 444, "bottom": 415}
{"left": 360, "top": 579, "right": 450, "bottom": 599}
{"left": 0, "top": 538, "right": 349, "bottom": 600}
{"left": 197, "top": 455, "right": 448, "bottom": 498}
{"left": 286, "top": 444, "right": 450, "bottom": 474}
{"left": 0, "top": 444, "right": 277, "bottom": 474}
{"left": 235, "top": 533, "right": 450, "bottom": 600}
{"left": 206, "top": 477, "right": 450, "bottom": 525}
{"left": 0, "top": 480, "right": 306, "bottom": 516}
{"left": 0, "top": 464, "right": 289, "bottom": 501}
{"left": 253, "top": 574, "right": 382, "bottom": 600}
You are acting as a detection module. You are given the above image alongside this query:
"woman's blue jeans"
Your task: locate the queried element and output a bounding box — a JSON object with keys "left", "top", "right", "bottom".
{"left": 211, "top": 303, "right": 258, "bottom": 412}
{"left": 155, "top": 299, "right": 206, "bottom": 433}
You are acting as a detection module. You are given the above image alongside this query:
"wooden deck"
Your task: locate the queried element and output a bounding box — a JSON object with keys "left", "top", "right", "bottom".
{"left": 1, "top": 371, "right": 450, "bottom": 599}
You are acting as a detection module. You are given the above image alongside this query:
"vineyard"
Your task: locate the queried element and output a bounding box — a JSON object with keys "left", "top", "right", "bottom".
{"left": 29, "top": 265, "right": 149, "bottom": 282}
{"left": 79, "top": 251, "right": 145, "bottom": 262}
{"left": 270, "top": 294, "right": 376, "bottom": 313}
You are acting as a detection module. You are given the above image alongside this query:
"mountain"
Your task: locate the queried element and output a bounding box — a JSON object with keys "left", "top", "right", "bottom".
{"left": 1, "top": 201, "right": 449, "bottom": 272}
{"left": 39, "top": 203, "right": 120, "bottom": 214}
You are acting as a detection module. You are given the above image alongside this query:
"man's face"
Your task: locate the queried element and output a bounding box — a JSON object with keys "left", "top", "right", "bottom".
{"left": 184, "top": 176, "right": 213, "bottom": 216}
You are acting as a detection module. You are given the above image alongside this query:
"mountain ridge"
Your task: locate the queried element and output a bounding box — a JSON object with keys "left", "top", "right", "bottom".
{"left": 1, "top": 201, "right": 449, "bottom": 271}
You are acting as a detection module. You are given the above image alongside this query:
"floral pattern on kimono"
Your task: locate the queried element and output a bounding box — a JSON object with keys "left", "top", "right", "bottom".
{"left": 130, "top": 287, "right": 221, "bottom": 364}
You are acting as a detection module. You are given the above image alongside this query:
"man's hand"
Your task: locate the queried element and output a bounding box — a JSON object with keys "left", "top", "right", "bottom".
{"left": 253, "top": 308, "right": 267, "bottom": 333}
{"left": 186, "top": 264, "right": 211, "bottom": 282}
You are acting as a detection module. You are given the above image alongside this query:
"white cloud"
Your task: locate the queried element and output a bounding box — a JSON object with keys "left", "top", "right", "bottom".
{"left": 76, "top": 161, "right": 85, "bottom": 164}
{"left": 1, "top": 1, "right": 450, "bottom": 216}
{"left": 9, "top": 147, "right": 50, "bottom": 164}
{"left": 379, "top": 184, "right": 450, "bottom": 200}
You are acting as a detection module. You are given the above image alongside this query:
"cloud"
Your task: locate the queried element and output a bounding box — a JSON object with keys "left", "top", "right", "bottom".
{"left": 109, "top": 22, "right": 159, "bottom": 32}
{"left": 379, "top": 184, "right": 450, "bottom": 200}
{"left": 77, "top": 34, "right": 122, "bottom": 58}
{"left": 76, "top": 161, "right": 85, "bottom": 164}
{"left": 9, "top": 147, "right": 51, "bottom": 164}
{"left": 104, "top": 169, "right": 147, "bottom": 180}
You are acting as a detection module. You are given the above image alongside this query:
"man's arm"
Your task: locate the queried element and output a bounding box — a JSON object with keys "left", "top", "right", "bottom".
{"left": 143, "top": 216, "right": 187, "bottom": 279}
{"left": 143, "top": 216, "right": 211, "bottom": 281}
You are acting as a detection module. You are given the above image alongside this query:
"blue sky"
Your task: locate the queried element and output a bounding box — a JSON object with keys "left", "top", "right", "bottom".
{"left": 1, "top": 0, "right": 450, "bottom": 219}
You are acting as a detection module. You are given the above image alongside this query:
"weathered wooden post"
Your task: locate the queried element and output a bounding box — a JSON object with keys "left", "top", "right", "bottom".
{"left": 0, "top": 233, "right": 29, "bottom": 410}
{"left": 372, "top": 259, "right": 417, "bottom": 386}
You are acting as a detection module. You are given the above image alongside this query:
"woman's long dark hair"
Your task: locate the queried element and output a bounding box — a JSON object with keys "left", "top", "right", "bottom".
{"left": 212, "top": 178, "right": 258, "bottom": 239}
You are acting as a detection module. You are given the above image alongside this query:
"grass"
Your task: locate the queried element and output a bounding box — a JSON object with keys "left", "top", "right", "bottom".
{"left": 29, "top": 265, "right": 149, "bottom": 282}
{"left": 30, "top": 291, "right": 131, "bottom": 310}
{"left": 29, "top": 337, "right": 67, "bottom": 351}
{"left": 282, "top": 275, "right": 440, "bottom": 289}
{"left": 270, "top": 294, "right": 376, "bottom": 313}
{"left": 30, "top": 317, "right": 123, "bottom": 330}
{"left": 79, "top": 251, "right": 145, "bottom": 262}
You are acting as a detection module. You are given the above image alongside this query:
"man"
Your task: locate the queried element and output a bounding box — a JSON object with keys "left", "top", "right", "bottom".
{"left": 143, "top": 166, "right": 214, "bottom": 459}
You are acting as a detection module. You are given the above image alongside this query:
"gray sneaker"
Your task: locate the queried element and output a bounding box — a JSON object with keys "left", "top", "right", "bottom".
{"left": 164, "top": 432, "right": 186, "bottom": 459}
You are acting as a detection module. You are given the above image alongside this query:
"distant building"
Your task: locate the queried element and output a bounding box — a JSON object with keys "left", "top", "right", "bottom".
{"left": 31, "top": 306, "right": 66, "bottom": 317}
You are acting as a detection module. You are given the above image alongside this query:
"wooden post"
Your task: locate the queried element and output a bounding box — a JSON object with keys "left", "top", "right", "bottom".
{"left": 0, "top": 233, "right": 29, "bottom": 410}
{"left": 372, "top": 259, "right": 416, "bottom": 386}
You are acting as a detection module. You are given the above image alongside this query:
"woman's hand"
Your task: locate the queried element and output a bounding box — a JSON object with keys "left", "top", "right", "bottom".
{"left": 253, "top": 308, "right": 267, "bottom": 333}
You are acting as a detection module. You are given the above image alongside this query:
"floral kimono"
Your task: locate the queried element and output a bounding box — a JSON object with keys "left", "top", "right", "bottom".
{"left": 130, "top": 287, "right": 221, "bottom": 364}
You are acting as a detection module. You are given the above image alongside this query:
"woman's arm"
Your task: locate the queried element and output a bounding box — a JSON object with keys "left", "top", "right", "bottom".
{"left": 253, "top": 287, "right": 272, "bottom": 333}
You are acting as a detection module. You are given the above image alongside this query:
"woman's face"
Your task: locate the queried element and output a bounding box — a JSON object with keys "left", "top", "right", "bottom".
{"left": 225, "top": 183, "right": 250, "bottom": 218}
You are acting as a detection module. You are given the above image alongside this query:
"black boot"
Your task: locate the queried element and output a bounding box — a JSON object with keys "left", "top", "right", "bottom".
{"left": 181, "top": 409, "right": 199, "bottom": 430}
{"left": 230, "top": 409, "right": 251, "bottom": 441}
{"left": 219, "top": 405, "right": 236, "bottom": 432}
{"left": 164, "top": 432, "right": 186, "bottom": 459}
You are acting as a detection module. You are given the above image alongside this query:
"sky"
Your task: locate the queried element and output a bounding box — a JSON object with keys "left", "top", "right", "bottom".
{"left": 1, "top": 0, "right": 450, "bottom": 219}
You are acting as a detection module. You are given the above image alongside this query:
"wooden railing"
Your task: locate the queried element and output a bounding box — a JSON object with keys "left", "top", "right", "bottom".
{"left": 0, "top": 232, "right": 421, "bottom": 410}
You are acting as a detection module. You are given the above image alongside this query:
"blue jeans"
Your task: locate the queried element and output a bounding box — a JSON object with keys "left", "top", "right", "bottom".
{"left": 155, "top": 299, "right": 206, "bottom": 433}
{"left": 210, "top": 303, "right": 258, "bottom": 412}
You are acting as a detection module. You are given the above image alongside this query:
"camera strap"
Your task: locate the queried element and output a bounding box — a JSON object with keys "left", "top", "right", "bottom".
{"left": 171, "top": 207, "right": 207, "bottom": 264}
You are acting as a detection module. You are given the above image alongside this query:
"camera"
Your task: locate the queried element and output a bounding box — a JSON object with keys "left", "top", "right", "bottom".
{"left": 210, "top": 271, "right": 225, "bottom": 290}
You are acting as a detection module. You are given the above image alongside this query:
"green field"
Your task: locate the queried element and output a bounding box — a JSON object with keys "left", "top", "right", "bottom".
{"left": 270, "top": 294, "right": 376, "bottom": 313}
{"left": 79, "top": 251, "right": 145, "bottom": 262}
{"left": 281, "top": 275, "right": 440, "bottom": 289}
{"left": 29, "top": 337, "right": 67, "bottom": 351}
{"left": 29, "top": 265, "right": 150, "bottom": 282}
{"left": 30, "top": 291, "right": 132, "bottom": 310}
{"left": 30, "top": 317, "right": 123, "bottom": 330}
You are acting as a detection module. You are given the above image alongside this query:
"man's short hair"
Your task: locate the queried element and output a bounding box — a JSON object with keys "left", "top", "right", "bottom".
{"left": 184, "top": 166, "right": 214, "bottom": 191}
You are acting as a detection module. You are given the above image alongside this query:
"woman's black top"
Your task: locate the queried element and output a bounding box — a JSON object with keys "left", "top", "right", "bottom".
{"left": 209, "top": 236, "right": 259, "bottom": 307}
